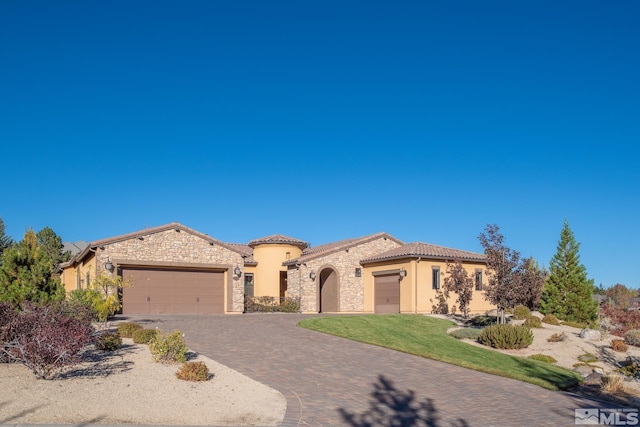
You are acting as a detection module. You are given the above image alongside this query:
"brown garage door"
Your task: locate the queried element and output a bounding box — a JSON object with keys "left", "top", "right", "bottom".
{"left": 374, "top": 274, "right": 400, "bottom": 313}
{"left": 121, "top": 267, "right": 225, "bottom": 315}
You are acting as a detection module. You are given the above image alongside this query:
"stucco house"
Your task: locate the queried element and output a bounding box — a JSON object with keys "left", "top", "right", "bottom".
{"left": 59, "top": 222, "right": 494, "bottom": 315}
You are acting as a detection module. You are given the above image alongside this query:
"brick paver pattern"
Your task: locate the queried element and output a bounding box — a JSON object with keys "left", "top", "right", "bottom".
{"left": 128, "top": 314, "right": 615, "bottom": 427}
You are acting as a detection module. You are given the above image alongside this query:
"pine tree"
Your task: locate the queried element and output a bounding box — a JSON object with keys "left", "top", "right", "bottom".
{"left": 0, "top": 229, "right": 65, "bottom": 307}
{"left": 540, "top": 220, "right": 598, "bottom": 325}
{"left": 0, "top": 217, "right": 13, "bottom": 263}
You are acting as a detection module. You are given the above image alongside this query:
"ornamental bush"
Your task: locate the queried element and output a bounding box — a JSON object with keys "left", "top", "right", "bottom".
{"left": 512, "top": 305, "right": 531, "bottom": 320}
{"left": 523, "top": 316, "right": 542, "bottom": 328}
{"left": 132, "top": 328, "right": 157, "bottom": 344}
{"left": 117, "top": 322, "right": 143, "bottom": 338}
{"left": 94, "top": 331, "right": 122, "bottom": 351}
{"left": 0, "top": 301, "right": 93, "bottom": 379}
{"left": 176, "top": 361, "right": 210, "bottom": 381}
{"left": 478, "top": 324, "right": 533, "bottom": 349}
{"left": 624, "top": 329, "right": 640, "bottom": 347}
{"left": 149, "top": 330, "right": 187, "bottom": 363}
{"left": 611, "top": 339, "right": 628, "bottom": 352}
{"left": 542, "top": 314, "right": 560, "bottom": 325}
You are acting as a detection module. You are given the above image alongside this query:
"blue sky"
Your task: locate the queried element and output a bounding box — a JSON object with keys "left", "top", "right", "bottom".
{"left": 1, "top": 1, "right": 638, "bottom": 288}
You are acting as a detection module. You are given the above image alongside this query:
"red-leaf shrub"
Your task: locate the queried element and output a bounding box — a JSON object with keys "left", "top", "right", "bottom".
{"left": 0, "top": 302, "right": 93, "bottom": 379}
{"left": 600, "top": 304, "right": 640, "bottom": 336}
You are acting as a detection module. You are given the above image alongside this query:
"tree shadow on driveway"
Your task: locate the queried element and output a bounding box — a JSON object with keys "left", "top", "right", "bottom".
{"left": 339, "top": 375, "right": 469, "bottom": 427}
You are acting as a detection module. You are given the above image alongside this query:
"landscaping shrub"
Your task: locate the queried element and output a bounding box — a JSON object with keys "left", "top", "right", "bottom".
{"left": 542, "top": 314, "right": 560, "bottom": 325}
{"left": 523, "top": 316, "right": 542, "bottom": 328}
{"left": 449, "top": 328, "right": 482, "bottom": 340}
{"left": 601, "top": 375, "right": 624, "bottom": 393}
{"left": 94, "top": 331, "right": 122, "bottom": 351}
{"left": 547, "top": 332, "right": 567, "bottom": 342}
{"left": 67, "top": 288, "right": 101, "bottom": 320}
{"left": 578, "top": 353, "right": 598, "bottom": 363}
{"left": 624, "top": 329, "right": 640, "bottom": 347}
{"left": 617, "top": 359, "right": 640, "bottom": 379}
{"left": 176, "top": 361, "right": 210, "bottom": 381}
{"left": 0, "top": 301, "right": 93, "bottom": 379}
{"left": 117, "top": 322, "right": 143, "bottom": 338}
{"left": 528, "top": 354, "right": 557, "bottom": 364}
{"left": 611, "top": 339, "right": 628, "bottom": 352}
{"left": 132, "top": 328, "right": 157, "bottom": 344}
{"left": 478, "top": 324, "right": 533, "bottom": 349}
{"left": 244, "top": 296, "right": 300, "bottom": 313}
{"left": 512, "top": 305, "right": 531, "bottom": 320}
{"left": 149, "top": 330, "right": 187, "bottom": 363}
{"left": 600, "top": 303, "right": 640, "bottom": 336}
{"left": 467, "top": 315, "right": 497, "bottom": 327}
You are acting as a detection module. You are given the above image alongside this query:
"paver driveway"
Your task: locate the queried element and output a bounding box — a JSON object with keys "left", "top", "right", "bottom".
{"left": 128, "top": 314, "right": 612, "bottom": 426}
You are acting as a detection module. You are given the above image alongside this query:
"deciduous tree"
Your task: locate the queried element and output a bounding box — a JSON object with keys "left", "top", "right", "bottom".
{"left": 444, "top": 258, "right": 474, "bottom": 318}
{"left": 478, "top": 224, "right": 521, "bottom": 323}
{"left": 539, "top": 220, "right": 598, "bottom": 326}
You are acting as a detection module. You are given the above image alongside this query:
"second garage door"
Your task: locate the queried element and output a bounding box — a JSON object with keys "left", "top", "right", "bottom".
{"left": 122, "top": 267, "right": 225, "bottom": 315}
{"left": 374, "top": 274, "right": 400, "bottom": 313}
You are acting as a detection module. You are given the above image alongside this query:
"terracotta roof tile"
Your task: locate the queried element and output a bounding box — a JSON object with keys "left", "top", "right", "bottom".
{"left": 227, "top": 243, "right": 257, "bottom": 265}
{"left": 360, "top": 242, "right": 485, "bottom": 264}
{"left": 283, "top": 232, "right": 403, "bottom": 266}
{"left": 248, "top": 234, "right": 308, "bottom": 248}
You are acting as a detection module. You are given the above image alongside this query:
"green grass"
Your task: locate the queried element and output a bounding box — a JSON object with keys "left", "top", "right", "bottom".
{"left": 298, "top": 314, "right": 582, "bottom": 390}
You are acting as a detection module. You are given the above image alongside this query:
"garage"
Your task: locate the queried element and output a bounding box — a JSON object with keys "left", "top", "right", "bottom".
{"left": 374, "top": 274, "right": 400, "bottom": 313}
{"left": 121, "top": 267, "right": 225, "bottom": 315}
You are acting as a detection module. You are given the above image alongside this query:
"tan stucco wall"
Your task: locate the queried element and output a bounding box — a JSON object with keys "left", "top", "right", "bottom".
{"left": 287, "top": 237, "right": 402, "bottom": 312}
{"left": 61, "top": 253, "right": 96, "bottom": 294}
{"left": 251, "top": 244, "right": 303, "bottom": 297}
{"left": 72, "top": 229, "right": 246, "bottom": 313}
{"left": 363, "top": 259, "right": 495, "bottom": 315}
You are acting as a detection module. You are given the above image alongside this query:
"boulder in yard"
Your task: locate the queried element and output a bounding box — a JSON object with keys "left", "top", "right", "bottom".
{"left": 579, "top": 329, "right": 601, "bottom": 341}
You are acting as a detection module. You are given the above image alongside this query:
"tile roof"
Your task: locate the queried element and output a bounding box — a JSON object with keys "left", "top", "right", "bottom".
{"left": 69, "top": 222, "right": 252, "bottom": 265}
{"left": 283, "top": 232, "right": 403, "bottom": 266}
{"left": 360, "top": 242, "right": 486, "bottom": 264}
{"left": 248, "top": 234, "right": 309, "bottom": 249}
{"left": 226, "top": 243, "right": 257, "bottom": 265}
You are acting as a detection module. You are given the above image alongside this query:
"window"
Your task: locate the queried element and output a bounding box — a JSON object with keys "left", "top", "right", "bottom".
{"left": 76, "top": 270, "right": 81, "bottom": 290}
{"left": 432, "top": 268, "right": 440, "bottom": 290}
{"left": 285, "top": 252, "right": 291, "bottom": 260}
{"left": 86, "top": 271, "right": 91, "bottom": 288}
{"left": 244, "top": 274, "right": 254, "bottom": 297}
{"left": 475, "top": 270, "right": 483, "bottom": 291}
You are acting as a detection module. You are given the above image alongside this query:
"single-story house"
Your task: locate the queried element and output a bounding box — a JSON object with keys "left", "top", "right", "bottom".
{"left": 60, "top": 222, "right": 494, "bottom": 315}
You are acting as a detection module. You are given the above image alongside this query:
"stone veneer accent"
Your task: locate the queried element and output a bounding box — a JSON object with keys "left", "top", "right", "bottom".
{"left": 287, "top": 237, "right": 402, "bottom": 312}
{"left": 96, "top": 229, "right": 245, "bottom": 312}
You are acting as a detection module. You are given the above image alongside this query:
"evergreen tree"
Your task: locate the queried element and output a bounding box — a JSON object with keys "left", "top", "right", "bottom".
{"left": 539, "top": 220, "right": 598, "bottom": 325}
{"left": 0, "top": 217, "right": 13, "bottom": 263}
{"left": 36, "top": 226, "right": 70, "bottom": 271}
{"left": 0, "top": 229, "right": 65, "bottom": 307}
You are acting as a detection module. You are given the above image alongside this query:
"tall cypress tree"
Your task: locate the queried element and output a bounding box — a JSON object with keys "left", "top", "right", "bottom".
{"left": 540, "top": 220, "right": 598, "bottom": 325}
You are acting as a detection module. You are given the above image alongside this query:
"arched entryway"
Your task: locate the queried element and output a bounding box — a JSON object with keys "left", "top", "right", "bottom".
{"left": 319, "top": 267, "right": 339, "bottom": 313}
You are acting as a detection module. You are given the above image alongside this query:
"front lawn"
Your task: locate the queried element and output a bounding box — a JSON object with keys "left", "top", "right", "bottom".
{"left": 298, "top": 314, "right": 582, "bottom": 390}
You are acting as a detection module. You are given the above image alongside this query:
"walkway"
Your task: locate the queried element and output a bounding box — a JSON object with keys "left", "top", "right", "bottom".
{"left": 128, "top": 314, "right": 613, "bottom": 427}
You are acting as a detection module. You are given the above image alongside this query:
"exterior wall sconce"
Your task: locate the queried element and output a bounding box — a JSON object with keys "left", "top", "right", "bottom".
{"left": 355, "top": 268, "right": 362, "bottom": 277}
{"left": 233, "top": 266, "right": 242, "bottom": 278}
{"left": 399, "top": 269, "right": 407, "bottom": 278}
{"left": 309, "top": 271, "right": 316, "bottom": 281}
{"left": 104, "top": 257, "right": 114, "bottom": 273}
